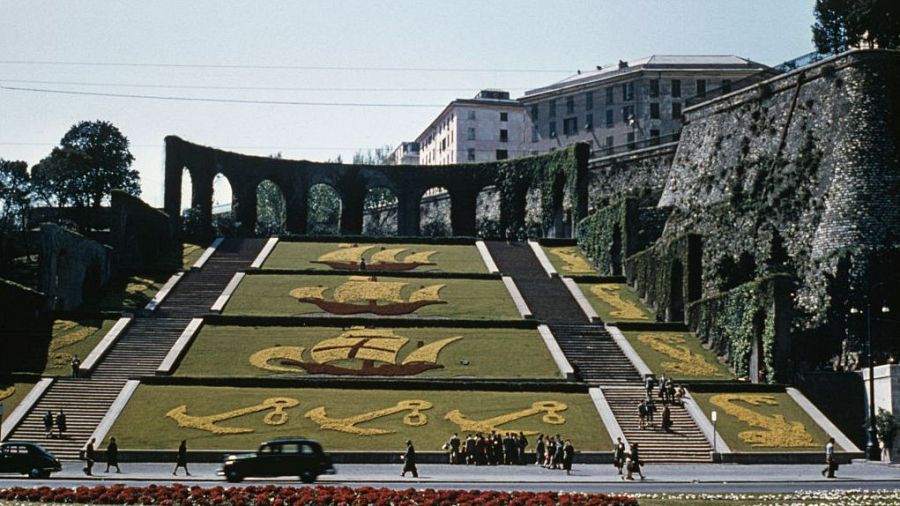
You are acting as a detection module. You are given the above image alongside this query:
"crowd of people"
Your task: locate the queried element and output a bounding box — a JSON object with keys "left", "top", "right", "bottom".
{"left": 638, "top": 375, "right": 685, "bottom": 432}
{"left": 442, "top": 432, "right": 576, "bottom": 474}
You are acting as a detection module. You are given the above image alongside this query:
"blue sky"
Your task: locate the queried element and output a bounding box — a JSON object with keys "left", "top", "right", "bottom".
{"left": 0, "top": 1, "right": 816, "bottom": 206}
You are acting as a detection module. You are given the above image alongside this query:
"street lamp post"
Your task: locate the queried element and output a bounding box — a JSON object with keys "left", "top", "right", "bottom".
{"left": 711, "top": 410, "right": 718, "bottom": 460}
{"left": 850, "top": 303, "right": 891, "bottom": 461}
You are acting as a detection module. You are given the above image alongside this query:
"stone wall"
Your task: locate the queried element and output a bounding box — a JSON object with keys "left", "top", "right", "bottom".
{"left": 110, "top": 190, "right": 180, "bottom": 272}
{"left": 587, "top": 142, "right": 677, "bottom": 209}
{"left": 38, "top": 224, "right": 112, "bottom": 311}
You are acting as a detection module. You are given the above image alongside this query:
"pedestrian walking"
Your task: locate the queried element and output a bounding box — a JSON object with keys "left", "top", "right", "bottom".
{"left": 535, "top": 434, "right": 545, "bottom": 467}
{"left": 661, "top": 405, "right": 672, "bottom": 433}
{"left": 105, "top": 437, "right": 121, "bottom": 473}
{"left": 612, "top": 437, "right": 626, "bottom": 475}
{"left": 42, "top": 410, "right": 54, "bottom": 438}
{"left": 644, "top": 375, "right": 655, "bottom": 398}
{"left": 517, "top": 432, "right": 528, "bottom": 465}
{"left": 173, "top": 440, "right": 190, "bottom": 476}
{"left": 563, "top": 440, "right": 575, "bottom": 475}
{"left": 628, "top": 443, "right": 645, "bottom": 480}
{"left": 400, "top": 440, "right": 418, "bottom": 477}
{"left": 71, "top": 355, "right": 81, "bottom": 378}
{"left": 554, "top": 436, "right": 565, "bottom": 470}
{"left": 447, "top": 432, "right": 461, "bottom": 464}
{"left": 638, "top": 401, "right": 647, "bottom": 430}
{"left": 82, "top": 438, "right": 95, "bottom": 476}
{"left": 56, "top": 410, "right": 67, "bottom": 439}
{"left": 821, "top": 437, "right": 836, "bottom": 478}
{"left": 647, "top": 400, "right": 657, "bottom": 426}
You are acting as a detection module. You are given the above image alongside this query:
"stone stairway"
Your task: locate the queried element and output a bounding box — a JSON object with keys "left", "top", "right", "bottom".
{"left": 602, "top": 386, "right": 712, "bottom": 463}
{"left": 551, "top": 323, "right": 641, "bottom": 384}
{"left": 6, "top": 238, "right": 264, "bottom": 459}
{"left": 6, "top": 378, "right": 124, "bottom": 460}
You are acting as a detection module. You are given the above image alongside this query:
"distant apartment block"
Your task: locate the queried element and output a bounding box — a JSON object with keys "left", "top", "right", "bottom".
{"left": 389, "top": 142, "right": 420, "bottom": 165}
{"left": 414, "top": 90, "right": 528, "bottom": 165}
{"left": 519, "top": 55, "right": 772, "bottom": 155}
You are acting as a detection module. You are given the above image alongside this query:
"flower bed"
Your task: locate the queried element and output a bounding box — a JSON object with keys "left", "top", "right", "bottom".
{"left": 542, "top": 246, "right": 598, "bottom": 276}
{"left": 263, "top": 242, "right": 488, "bottom": 273}
{"left": 621, "top": 331, "right": 732, "bottom": 381}
{"left": 0, "top": 484, "right": 637, "bottom": 506}
{"left": 576, "top": 283, "right": 654, "bottom": 322}
{"left": 0, "top": 381, "right": 37, "bottom": 418}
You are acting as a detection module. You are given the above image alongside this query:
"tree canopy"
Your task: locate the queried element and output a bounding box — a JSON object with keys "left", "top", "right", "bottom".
{"left": 812, "top": 0, "right": 900, "bottom": 54}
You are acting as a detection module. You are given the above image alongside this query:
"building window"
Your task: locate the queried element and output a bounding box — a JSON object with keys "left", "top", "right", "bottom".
{"left": 650, "top": 129, "right": 660, "bottom": 146}
{"left": 605, "top": 109, "right": 614, "bottom": 128}
{"left": 566, "top": 96, "right": 574, "bottom": 114}
{"left": 468, "top": 110, "right": 476, "bottom": 120}
{"left": 500, "top": 129, "right": 508, "bottom": 142}
{"left": 531, "top": 126, "right": 539, "bottom": 143}
{"left": 622, "top": 82, "right": 634, "bottom": 101}
{"left": 622, "top": 105, "right": 634, "bottom": 123}
{"left": 530, "top": 105, "right": 539, "bottom": 120}
{"left": 586, "top": 113, "right": 593, "bottom": 130}
{"left": 649, "top": 79, "right": 659, "bottom": 98}
{"left": 500, "top": 112, "right": 508, "bottom": 122}
{"left": 672, "top": 102, "right": 682, "bottom": 119}
{"left": 585, "top": 91, "right": 593, "bottom": 110}
{"left": 650, "top": 102, "right": 660, "bottom": 120}
{"left": 605, "top": 87, "right": 614, "bottom": 105}
{"left": 496, "top": 149, "right": 508, "bottom": 160}
{"left": 563, "top": 117, "right": 578, "bottom": 136}
{"left": 722, "top": 79, "right": 732, "bottom": 93}
{"left": 549, "top": 99, "right": 557, "bottom": 118}
{"left": 696, "top": 79, "right": 707, "bottom": 97}
{"left": 467, "top": 127, "right": 476, "bottom": 140}
{"left": 549, "top": 121, "right": 557, "bottom": 138}
{"left": 671, "top": 79, "right": 681, "bottom": 98}
{"left": 627, "top": 132, "right": 636, "bottom": 149}
{"left": 467, "top": 148, "right": 475, "bottom": 161}
{"left": 606, "top": 135, "right": 614, "bottom": 154}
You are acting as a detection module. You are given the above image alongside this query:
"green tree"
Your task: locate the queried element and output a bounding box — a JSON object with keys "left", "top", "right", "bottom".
{"left": 307, "top": 184, "right": 341, "bottom": 234}
{"left": 32, "top": 120, "right": 140, "bottom": 210}
{"left": 813, "top": 0, "right": 900, "bottom": 54}
{"left": 255, "top": 180, "right": 286, "bottom": 235}
{"left": 0, "top": 159, "right": 33, "bottom": 270}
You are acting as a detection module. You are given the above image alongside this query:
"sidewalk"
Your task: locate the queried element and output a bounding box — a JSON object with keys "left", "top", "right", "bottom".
{"left": 51, "top": 461, "right": 900, "bottom": 484}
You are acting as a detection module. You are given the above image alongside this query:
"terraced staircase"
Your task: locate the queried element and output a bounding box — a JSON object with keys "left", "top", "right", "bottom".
{"left": 5, "top": 238, "right": 264, "bottom": 459}
{"left": 602, "top": 386, "right": 712, "bottom": 463}
{"left": 550, "top": 323, "right": 641, "bottom": 384}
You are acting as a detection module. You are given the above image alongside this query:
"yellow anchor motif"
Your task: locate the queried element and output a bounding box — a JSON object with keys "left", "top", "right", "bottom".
{"left": 710, "top": 394, "right": 817, "bottom": 448}
{"left": 166, "top": 397, "right": 300, "bottom": 435}
{"left": 304, "top": 400, "right": 432, "bottom": 435}
{"left": 444, "top": 401, "right": 567, "bottom": 435}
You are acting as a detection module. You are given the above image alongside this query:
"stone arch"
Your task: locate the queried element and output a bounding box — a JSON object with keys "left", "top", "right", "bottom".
{"left": 419, "top": 186, "right": 451, "bottom": 237}
{"left": 524, "top": 184, "right": 543, "bottom": 238}
{"left": 668, "top": 259, "right": 685, "bottom": 322}
{"left": 476, "top": 185, "right": 501, "bottom": 238}
{"left": 211, "top": 173, "right": 236, "bottom": 235}
{"left": 255, "top": 179, "right": 286, "bottom": 236}
{"left": 180, "top": 168, "right": 193, "bottom": 215}
{"left": 548, "top": 172, "right": 568, "bottom": 238}
{"left": 363, "top": 186, "right": 399, "bottom": 236}
{"left": 307, "top": 182, "right": 342, "bottom": 235}
{"left": 750, "top": 309, "right": 768, "bottom": 383}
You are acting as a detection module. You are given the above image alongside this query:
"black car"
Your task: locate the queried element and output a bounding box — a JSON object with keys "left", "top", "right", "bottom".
{"left": 0, "top": 442, "right": 62, "bottom": 478}
{"left": 220, "top": 438, "right": 335, "bottom": 483}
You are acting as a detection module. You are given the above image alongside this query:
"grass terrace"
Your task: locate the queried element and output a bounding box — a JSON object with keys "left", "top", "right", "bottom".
{"left": 577, "top": 282, "right": 655, "bottom": 322}
{"left": 262, "top": 242, "right": 488, "bottom": 273}
{"left": 90, "top": 273, "right": 171, "bottom": 312}
{"left": 223, "top": 274, "right": 521, "bottom": 320}
{"left": 10, "top": 318, "right": 117, "bottom": 377}
{"left": 691, "top": 391, "right": 833, "bottom": 452}
{"left": 542, "top": 245, "right": 598, "bottom": 276}
{"left": 107, "top": 385, "right": 611, "bottom": 451}
{"left": 622, "top": 330, "right": 732, "bottom": 381}
{"left": 182, "top": 242, "right": 206, "bottom": 269}
{"left": 0, "top": 381, "right": 37, "bottom": 418}
{"left": 175, "top": 325, "right": 562, "bottom": 379}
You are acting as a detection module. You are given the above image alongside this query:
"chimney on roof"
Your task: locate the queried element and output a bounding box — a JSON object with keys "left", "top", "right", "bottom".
{"left": 577, "top": 69, "right": 582, "bottom": 74}
{"left": 618, "top": 60, "right": 628, "bottom": 69}
{"left": 596, "top": 65, "right": 602, "bottom": 71}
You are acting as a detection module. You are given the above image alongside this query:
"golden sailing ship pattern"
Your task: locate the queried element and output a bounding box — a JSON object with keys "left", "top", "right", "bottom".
{"left": 312, "top": 244, "right": 437, "bottom": 271}
{"left": 250, "top": 327, "right": 462, "bottom": 376}
{"left": 290, "top": 275, "right": 446, "bottom": 315}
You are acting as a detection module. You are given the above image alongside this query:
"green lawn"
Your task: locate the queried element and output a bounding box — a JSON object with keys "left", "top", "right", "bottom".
{"left": 263, "top": 242, "right": 487, "bottom": 273}
{"left": 42, "top": 319, "right": 117, "bottom": 377}
{"left": 622, "top": 331, "right": 732, "bottom": 381}
{"left": 108, "top": 385, "right": 611, "bottom": 451}
{"left": 90, "top": 273, "right": 171, "bottom": 312}
{"left": 542, "top": 245, "right": 598, "bottom": 276}
{"left": 577, "top": 282, "right": 655, "bottom": 322}
{"left": 182, "top": 243, "right": 207, "bottom": 269}
{"left": 691, "top": 391, "right": 833, "bottom": 452}
{"left": 0, "top": 381, "right": 37, "bottom": 417}
{"left": 175, "top": 325, "right": 562, "bottom": 379}
{"left": 224, "top": 274, "right": 521, "bottom": 320}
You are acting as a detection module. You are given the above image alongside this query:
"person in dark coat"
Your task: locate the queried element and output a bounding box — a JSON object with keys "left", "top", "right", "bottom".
{"left": 82, "top": 438, "right": 95, "bottom": 476}
{"left": 400, "top": 440, "right": 418, "bottom": 477}
{"left": 628, "top": 442, "right": 645, "bottom": 480}
{"left": 474, "top": 434, "right": 486, "bottom": 465}
{"left": 545, "top": 437, "right": 556, "bottom": 467}
{"left": 562, "top": 440, "right": 575, "bottom": 475}
{"left": 517, "top": 432, "right": 528, "bottom": 465}
{"left": 173, "top": 440, "right": 190, "bottom": 476}
{"left": 105, "top": 437, "right": 121, "bottom": 473}
{"left": 71, "top": 355, "right": 81, "bottom": 378}
{"left": 661, "top": 405, "right": 673, "bottom": 433}
{"left": 503, "top": 433, "right": 516, "bottom": 465}
{"left": 535, "top": 434, "right": 545, "bottom": 467}
{"left": 43, "top": 411, "right": 54, "bottom": 438}
{"left": 448, "top": 433, "right": 461, "bottom": 464}
{"left": 55, "top": 410, "right": 67, "bottom": 439}
{"left": 464, "top": 434, "right": 476, "bottom": 464}
{"left": 612, "top": 437, "right": 626, "bottom": 475}
{"left": 554, "top": 436, "right": 565, "bottom": 470}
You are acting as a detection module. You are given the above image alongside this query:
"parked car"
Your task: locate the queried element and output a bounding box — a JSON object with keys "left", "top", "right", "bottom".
{"left": 219, "top": 438, "right": 335, "bottom": 483}
{"left": 0, "top": 442, "right": 62, "bottom": 478}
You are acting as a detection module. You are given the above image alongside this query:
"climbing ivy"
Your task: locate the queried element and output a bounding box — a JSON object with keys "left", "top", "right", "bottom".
{"left": 576, "top": 199, "right": 628, "bottom": 275}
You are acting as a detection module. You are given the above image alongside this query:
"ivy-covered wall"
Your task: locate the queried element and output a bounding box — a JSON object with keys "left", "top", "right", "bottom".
{"left": 623, "top": 233, "right": 701, "bottom": 322}
{"left": 576, "top": 197, "right": 670, "bottom": 275}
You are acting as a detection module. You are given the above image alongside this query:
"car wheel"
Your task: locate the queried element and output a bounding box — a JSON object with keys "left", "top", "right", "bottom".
{"left": 300, "top": 472, "right": 316, "bottom": 484}
{"left": 29, "top": 468, "right": 43, "bottom": 479}
{"left": 225, "top": 469, "right": 243, "bottom": 483}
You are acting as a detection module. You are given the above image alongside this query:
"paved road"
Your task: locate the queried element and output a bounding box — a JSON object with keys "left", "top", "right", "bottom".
{"left": 1, "top": 461, "right": 898, "bottom": 493}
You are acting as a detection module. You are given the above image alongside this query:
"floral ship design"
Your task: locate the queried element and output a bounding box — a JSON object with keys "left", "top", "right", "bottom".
{"left": 312, "top": 244, "right": 436, "bottom": 271}
{"left": 290, "top": 276, "right": 446, "bottom": 316}
{"left": 250, "top": 328, "right": 462, "bottom": 376}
